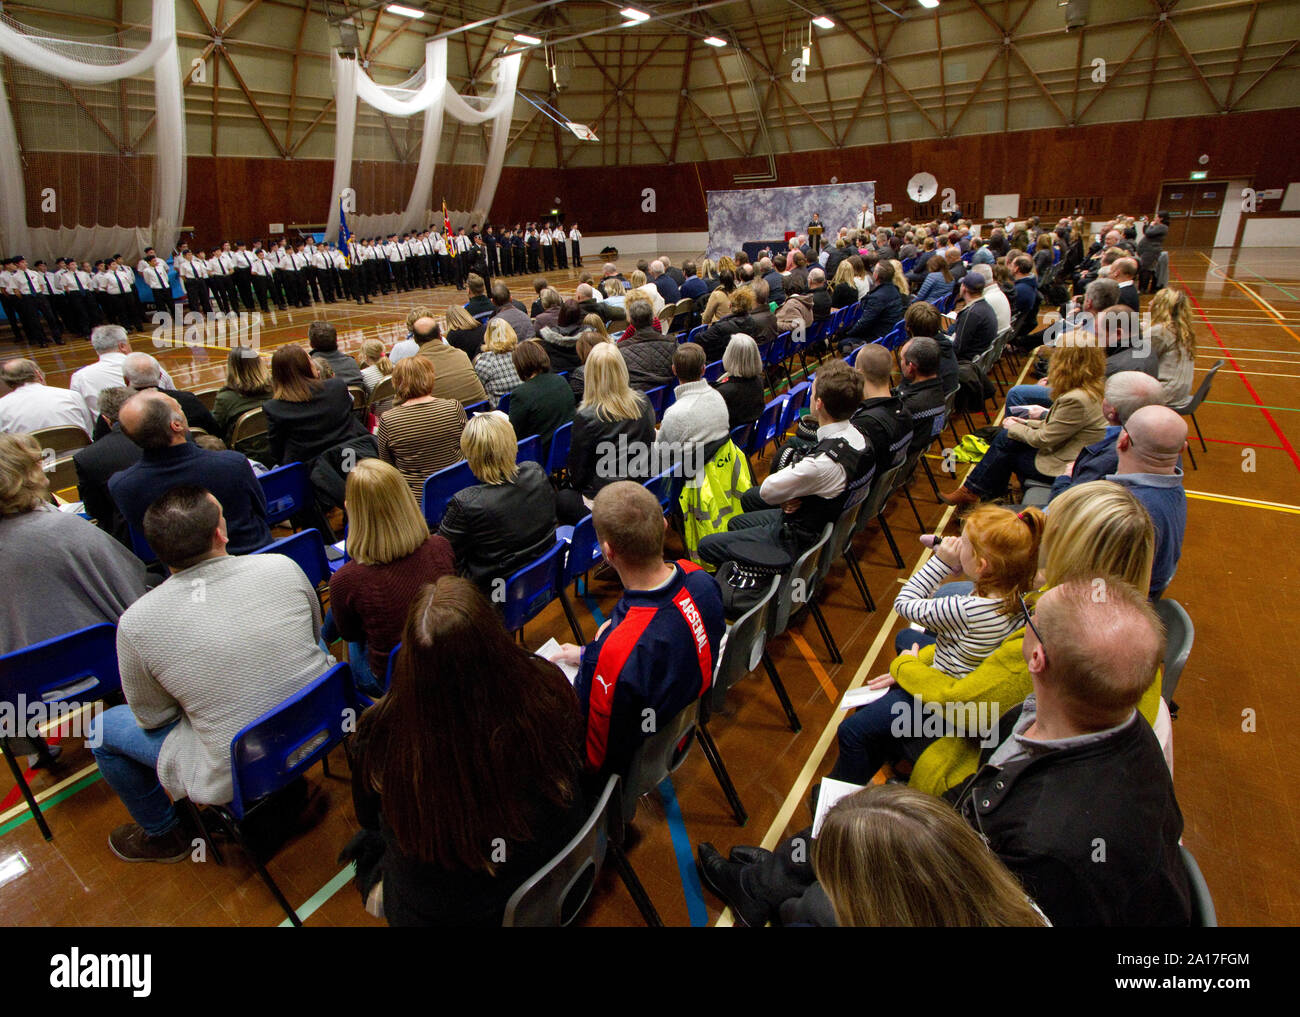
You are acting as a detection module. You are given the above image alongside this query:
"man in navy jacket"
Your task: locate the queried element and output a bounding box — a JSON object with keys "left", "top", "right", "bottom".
{"left": 840, "top": 261, "right": 903, "bottom": 351}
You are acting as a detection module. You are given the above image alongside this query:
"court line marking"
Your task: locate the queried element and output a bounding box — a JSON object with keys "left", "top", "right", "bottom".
{"left": 1172, "top": 265, "right": 1300, "bottom": 474}
{"left": 0, "top": 769, "right": 102, "bottom": 838}
{"left": 1235, "top": 265, "right": 1299, "bottom": 302}
{"left": 1197, "top": 253, "right": 1300, "bottom": 345}
{"left": 787, "top": 630, "right": 839, "bottom": 703}
{"left": 1185, "top": 490, "right": 1300, "bottom": 514}
{"left": 715, "top": 353, "right": 1035, "bottom": 927}
{"left": 1207, "top": 399, "right": 1300, "bottom": 413}
{"left": 278, "top": 863, "right": 355, "bottom": 928}
{"left": 1205, "top": 438, "right": 1283, "bottom": 450}
{"left": 658, "top": 776, "right": 709, "bottom": 927}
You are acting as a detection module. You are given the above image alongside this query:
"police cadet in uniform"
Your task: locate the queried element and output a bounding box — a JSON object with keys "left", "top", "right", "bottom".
{"left": 177, "top": 250, "right": 213, "bottom": 314}
{"left": 42, "top": 260, "right": 69, "bottom": 335}
{"left": 552, "top": 223, "right": 568, "bottom": 270}
{"left": 112, "top": 256, "right": 145, "bottom": 332}
{"left": 8, "top": 256, "right": 64, "bottom": 346}
{"left": 0, "top": 258, "right": 27, "bottom": 343}
{"left": 139, "top": 255, "right": 171, "bottom": 315}
{"left": 569, "top": 222, "right": 583, "bottom": 268}
{"left": 526, "top": 224, "right": 541, "bottom": 274}
{"left": 231, "top": 242, "right": 256, "bottom": 310}
{"left": 539, "top": 221, "right": 554, "bottom": 272}
{"left": 484, "top": 225, "right": 500, "bottom": 278}
{"left": 248, "top": 249, "right": 276, "bottom": 311}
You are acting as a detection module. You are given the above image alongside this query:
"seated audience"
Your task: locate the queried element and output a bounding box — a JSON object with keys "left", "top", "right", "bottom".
{"left": 443, "top": 305, "right": 486, "bottom": 362}
{"left": 73, "top": 385, "right": 142, "bottom": 542}
{"left": 969, "top": 263, "right": 1011, "bottom": 333}
{"left": 473, "top": 318, "right": 523, "bottom": 409}
{"left": 549, "top": 482, "right": 724, "bottom": 779}
{"left": 913, "top": 255, "right": 952, "bottom": 304}
{"left": 703, "top": 269, "right": 736, "bottom": 325}
{"left": 327, "top": 460, "right": 456, "bottom": 695}
{"left": 212, "top": 347, "right": 273, "bottom": 461}
{"left": 559, "top": 342, "right": 656, "bottom": 524}
{"left": 698, "top": 286, "right": 762, "bottom": 363}
{"left": 438, "top": 413, "right": 557, "bottom": 591}
{"left": 680, "top": 260, "right": 708, "bottom": 301}
{"left": 807, "top": 268, "right": 832, "bottom": 320}
{"left": 1147, "top": 288, "right": 1197, "bottom": 406}
{"left": 775, "top": 275, "right": 814, "bottom": 332}
{"left": 121, "top": 352, "right": 220, "bottom": 436}
{"left": 345, "top": 576, "right": 586, "bottom": 926}
{"left": 1112, "top": 256, "right": 1141, "bottom": 310}
{"left": 488, "top": 280, "right": 535, "bottom": 341}
{"left": 111, "top": 389, "right": 271, "bottom": 554}
{"left": 714, "top": 334, "right": 766, "bottom": 430}
{"left": 896, "top": 337, "right": 948, "bottom": 457}
{"left": 263, "top": 345, "right": 369, "bottom": 469}
{"left": 949, "top": 273, "right": 998, "bottom": 363}
{"left": 413, "top": 313, "right": 487, "bottom": 405}
{"left": 841, "top": 260, "right": 904, "bottom": 350}
{"left": 830, "top": 261, "right": 858, "bottom": 308}
{"left": 567, "top": 330, "right": 606, "bottom": 403}
{"left": 463, "top": 273, "right": 494, "bottom": 318}
{"left": 508, "top": 339, "right": 575, "bottom": 460}
{"left": 308, "top": 321, "right": 363, "bottom": 387}
{"left": 852, "top": 343, "right": 914, "bottom": 468}
{"left": 532, "top": 287, "right": 563, "bottom": 331}
{"left": 1049, "top": 370, "right": 1164, "bottom": 496}
{"left": 91, "top": 485, "right": 332, "bottom": 861}
{"left": 0, "top": 358, "right": 92, "bottom": 436}
{"left": 358, "top": 338, "right": 393, "bottom": 394}
{"left": 650, "top": 259, "right": 680, "bottom": 303}
{"left": 943, "top": 339, "right": 1106, "bottom": 505}
{"left": 626, "top": 269, "right": 665, "bottom": 319}
{"left": 656, "top": 343, "right": 730, "bottom": 451}
{"left": 376, "top": 356, "right": 467, "bottom": 499}
{"left": 71, "top": 325, "right": 175, "bottom": 418}
{"left": 538, "top": 298, "right": 587, "bottom": 373}
{"left": 618, "top": 300, "right": 675, "bottom": 391}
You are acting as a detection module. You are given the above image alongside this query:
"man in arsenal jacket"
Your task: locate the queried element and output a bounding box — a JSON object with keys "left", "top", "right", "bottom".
{"left": 550, "top": 482, "right": 725, "bottom": 780}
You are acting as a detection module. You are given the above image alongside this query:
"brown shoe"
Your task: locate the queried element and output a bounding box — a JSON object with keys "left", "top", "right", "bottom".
{"left": 939, "top": 485, "right": 980, "bottom": 508}
{"left": 108, "top": 822, "right": 191, "bottom": 863}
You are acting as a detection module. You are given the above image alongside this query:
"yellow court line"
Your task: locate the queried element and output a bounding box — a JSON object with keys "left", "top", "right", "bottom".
{"left": 1186, "top": 490, "right": 1300, "bottom": 514}
{"left": 1198, "top": 253, "right": 1300, "bottom": 345}
{"left": 0, "top": 764, "right": 98, "bottom": 826}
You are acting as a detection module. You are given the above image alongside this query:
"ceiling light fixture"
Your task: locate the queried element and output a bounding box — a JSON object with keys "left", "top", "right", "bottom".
{"left": 384, "top": 3, "right": 426, "bottom": 18}
{"left": 513, "top": 33, "right": 543, "bottom": 45}
{"left": 620, "top": 7, "right": 651, "bottom": 22}
{"left": 703, "top": 36, "right": 726, "bottom": 47}
{"left": 812, "top": 16, "right": 834, "bottom": 29}
{"left": 917, "top": 0, "right": 940, "bottom": 9}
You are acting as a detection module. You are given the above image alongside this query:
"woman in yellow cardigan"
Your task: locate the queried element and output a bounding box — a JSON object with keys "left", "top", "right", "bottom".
{"left": 845, "top": 481, "right": 1165, "bottom": 797}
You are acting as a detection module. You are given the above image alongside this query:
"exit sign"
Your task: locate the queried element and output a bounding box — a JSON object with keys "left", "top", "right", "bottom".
{"left": 1189, "top": 171, "right": 1208, "bottom": 180}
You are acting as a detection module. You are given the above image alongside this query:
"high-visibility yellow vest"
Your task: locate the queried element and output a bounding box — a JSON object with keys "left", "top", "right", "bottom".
{"left": 679, "top": 439, "right": 753, "bottom": 567}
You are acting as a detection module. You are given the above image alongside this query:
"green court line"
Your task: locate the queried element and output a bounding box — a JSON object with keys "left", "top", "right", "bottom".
{"left": 1207, "top": 399, "right": 1300, "bottom": 413}
{"left": 1238, "top": 266, "right": 1300, "bottom": 302}
{"left": 0, "top": 772, "right": 102, "bottom": 838}
{"left": 279, "top": 863, "right": 355, "bottom": 927}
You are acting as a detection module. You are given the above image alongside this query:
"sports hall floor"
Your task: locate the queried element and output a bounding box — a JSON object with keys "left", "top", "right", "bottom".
{"left": 1, "top": 247, "right": 1296, "bottom": 928}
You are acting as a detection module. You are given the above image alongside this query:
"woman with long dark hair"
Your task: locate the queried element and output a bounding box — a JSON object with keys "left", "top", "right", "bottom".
{"left": 345, "top": 576, "right": 587, "bottom": 926}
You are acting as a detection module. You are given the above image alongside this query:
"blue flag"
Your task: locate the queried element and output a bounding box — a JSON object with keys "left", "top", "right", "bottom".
{"left": 339, "top": 199, "right": 352, "bottom": 262}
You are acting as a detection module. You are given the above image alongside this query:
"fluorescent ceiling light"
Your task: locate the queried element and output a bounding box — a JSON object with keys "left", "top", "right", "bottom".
{"left": 812, "top": 16, "right": 834, "bottom": 29}
{"left": 621, "top": 7, "right": 651, "bottom": 22}
{"left": 513, "top": 33, "right": 542, "bottom": 45}
{"left": 802, "top": 44, "right": 811, "bottom": 66}
{"left": 917, "top": 0, "right": 940, "bottom": 8}
{"left": 385, "top": 3, "right": 425, "bottom": 18}
{"left": 703, "top": 36, "right": 726, "bottom": 47}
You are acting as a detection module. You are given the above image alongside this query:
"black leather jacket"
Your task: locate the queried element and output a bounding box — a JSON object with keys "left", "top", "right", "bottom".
{"left": 437, "top": 461, "right": 557, "bottom": 587}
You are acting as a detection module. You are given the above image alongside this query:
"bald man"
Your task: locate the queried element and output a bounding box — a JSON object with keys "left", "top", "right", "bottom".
{"left": 109, "top": 389, "right": 271, "bottom": 555}
{"left": 1049, "top": 371, "right": 1164, "bottom": 498}
{"left": 411, "top": 314, "right": 487, "bottom": 405}
{"left": 121, "top": 351, "right": 219, "bottom": 436}
{"left": 1107, "top": 404, "right": 1187, "bottom": 597}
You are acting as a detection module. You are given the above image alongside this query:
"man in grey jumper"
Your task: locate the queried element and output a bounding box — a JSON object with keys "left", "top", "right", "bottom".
{"left": 91, "top": 485, "right": 333, "bottom": 862}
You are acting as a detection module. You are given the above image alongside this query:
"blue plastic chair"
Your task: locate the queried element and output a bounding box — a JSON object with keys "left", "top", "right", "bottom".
{"left": 463, "top": 398, "right": 490, "bottom": 417}
{"left": 901, "top": 256, "right": 916, "bottom": 274}
{"left": 421, "top": 458, "right": 476, "bottom": 527}
{"left": 643, "top": 468, "right": 679, "bottom": 516}
{"left": 253, "top": 528, "right": 330, "bottom": 591}
{"left": 545, "top": 420, "right": 573, "bottom": 478}
{"left": 687, "top": 324, "right": 705, "bottom": 346}
{"left": 557, "top": 514, "right": 602, "bottom": 644}
{"left": 199, "top": 662, "right": 361, "bottom": 926}
{"left": 126, "top": 522, "right": 157, "bottom": 563}
{"left": 644, "top": 385, "right": 670, "bottom": 422}
{"left": 516, "top": 433, "right": 542, "bottom": 466}
{"left": 704, "top": 359, "right": 725, "bottom": 384}
{"left": 258, "top": 461, "right": 311, "bottom": 527}
{"left": 779, "top": 381, "right": 812, "bottom": 437}
{"left": 0, "top": 623, "right": 121, "bottom": 839}
{"left": 748, "top": 394, "right": 788, "bottom": 459}
{"left": 497, "top": 390, "right": 512, "bottom": 414}
{"left": 501, "top": 540, "right": 566, "bottom": 637}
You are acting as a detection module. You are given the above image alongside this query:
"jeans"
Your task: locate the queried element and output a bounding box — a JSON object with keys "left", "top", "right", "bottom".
{"left": 88, "top": 707, "right": 181, "bottom": 836}
{"left": 696, "top": 508, "right": 787, "bottom": 569}
{"left": 1005, "top": 384, "right": 1052, "bottom": 410}
{"left": 963, "top": 428, "right": 1051, "bottom": 499}
{"left": 321, "top": 611, "right": 380, "bottom": 697}
{"left": 827, "top": 685, "right": 936, "bottom": 785}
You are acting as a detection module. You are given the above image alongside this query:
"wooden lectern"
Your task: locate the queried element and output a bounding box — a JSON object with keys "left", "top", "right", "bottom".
{"left": 807, "top": 225, "right": 823, "bottom": 255}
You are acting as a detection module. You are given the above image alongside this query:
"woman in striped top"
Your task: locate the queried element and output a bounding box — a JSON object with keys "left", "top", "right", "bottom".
{"left": 824, "top": 505, "right": 1045, "bottom": 787}
{"left": 891, "top": 505, "right": 1047, "bottom": 679}
{"left": 377, "top": 356, "right": 467, "bottom": 499}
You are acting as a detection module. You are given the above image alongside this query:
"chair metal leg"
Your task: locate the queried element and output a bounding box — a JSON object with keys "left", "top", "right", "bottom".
{"left": 921, "top": 455, "right": 941, "bottom": 500}
{"left": 808, "top": 600, "right": 842, "bottom": 664}
{"left": 842, "top": 548, "right": 875, "bottom": 611}
{"left": 1183, "top": 441, "right": 1198, "bottom": 470}
{"left": 558, "top": 588, "right": 586, "bottom": 644}
{"left": 762, "top": 652, "right": 802, "bottom": 732}
{"left": 1, "top": 741, "right": 51, "bottom": 840}
{"left": 230, "top": 818, "right": 302, "bottom": 927}
{"left": 903, "top": 483, "right": 925, "bottom": 531}
{"left": 878, "top": 513, "right": 905, "bottom": 568}
{"left": 694, "top": 725, "right": 747, "bottom": 825}
{"left": 609, "top": 843, "right": 663, "bottom": 927}
{"left": 1191, "top": 411, "right": 1207, "bottom": 453}
{"left": 179, "top": 797, "right": 224, "bottom": 866}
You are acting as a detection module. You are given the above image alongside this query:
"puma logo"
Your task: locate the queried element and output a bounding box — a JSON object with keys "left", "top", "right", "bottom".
{"left": 594, "top": 675, "right": 612, "bottom": 694}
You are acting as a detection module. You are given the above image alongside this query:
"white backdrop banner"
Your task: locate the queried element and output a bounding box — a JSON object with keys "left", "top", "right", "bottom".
{"left": 706, "top": 180, "right": 877, "bottom": 259}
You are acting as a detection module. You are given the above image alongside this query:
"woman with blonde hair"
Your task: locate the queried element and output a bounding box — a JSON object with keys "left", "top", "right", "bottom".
{"left": 1039, "top": 479, "right": 1155, "bottom": 591}
{"left": 813, "top": 785, "right": 1047, "bottom": 927}
{"left": 212, "top": 346, "right": 273, "bottom": 460}
{"left": 890, "top": 259, "right": 910, "bottom": 297}
{"left": 358, "top": 338, "right": 393, "bottom": 394}
{"left": 702, "top": 267, "right": 737, "bottom": 325}
{"left": 567, "top": 329, "right": 607, "bottom": 403}
{"left": 626, "top": 268, "right": 665, "bottom": 318}
{"left": 558, "top": 342, "right": 655, "bottom": 523}
{"left": 474, "top": 318, "right": 522, "bottom": 408}
{"left": 438, "top": 413, "right": 557, "bottom": 591}
{"left": 327, "top": 459, "right": 456, "bottom": 696}
{"left": 376, "top": 356, "right": 467, "bottom": 498}
{"left": 1146, "top": 288, "right": 1197, "bottom": 406}
{"left": 830, "top": 259, "right": 859, "bottom": 307}
{"left": 943, "top": 337, "right": 1106, "bottom": 505}
{"left": 580, "top": 313, "right": 610, "bottom": 340}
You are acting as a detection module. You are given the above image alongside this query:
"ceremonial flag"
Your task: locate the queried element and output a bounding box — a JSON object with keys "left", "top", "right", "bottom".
{"left": 442, "top": 198, "right": 453, "bottom": 242}
{"left": 339, "top": 196, "right": 353, "bottom": 265}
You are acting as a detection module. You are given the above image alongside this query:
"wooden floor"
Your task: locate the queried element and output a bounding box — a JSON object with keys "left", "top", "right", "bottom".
{"left": 2, "top": 246, "right": 1296, "bottom": 927}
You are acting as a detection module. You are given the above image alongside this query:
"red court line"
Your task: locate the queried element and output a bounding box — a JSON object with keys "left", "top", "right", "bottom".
{"left": 1173, "top": 266, "right": 1300, "bottom": 474}
{"left": 1206, "top": 438, "right": 1285, "bottom": 450}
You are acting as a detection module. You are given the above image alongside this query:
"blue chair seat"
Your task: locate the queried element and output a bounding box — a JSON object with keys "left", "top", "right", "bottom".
{"left": 258, "top": 461, "right": 312, "bottom": 527}
{"left": 421, "top": 459, "right": 476, "bottom": 528}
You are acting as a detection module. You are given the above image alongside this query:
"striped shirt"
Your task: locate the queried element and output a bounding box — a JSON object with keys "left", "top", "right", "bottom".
{"left": 376, "top": 397, "right": 467, "bottom": 499}
{"left": 893, "top": 556, "right": 1022, "bottom": 679}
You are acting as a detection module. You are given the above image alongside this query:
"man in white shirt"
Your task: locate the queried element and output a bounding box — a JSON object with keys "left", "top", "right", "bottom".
{"left": 139, "top": 256, "right": 172, "bottom": 316}
{"left": 0, "top": 258, "right": 28, "bottom": 344}
{"left": 9, "top": 256, "right": 64, "bottom": 346}
{"left": 55, "top": 259, "right": 90, "bottom": 337}
{"left": 71, "top": 325, "right": 176, "bottom": 418}
{"left": 552, "top": 224, "right": 568, "bottom": 270}
{"left": 569, "top": 223, "right": 583, "bottom": 267}
{"left": 176, "top": 250, "right": 213, "bottom": 315}
{"left": 111, "top": 256, "right": 144, "bottom": 332}
{"left": 0, "top": 358, "right": 93, "bottom": 435}
{"left": 539, "top": 222, "right": 554, "bottom": 272}
{"left": 229, "top": 242, "right": 255, "bottom": 311}
{"left": 969, "top": 263, "right": 1011, "bottom": 333}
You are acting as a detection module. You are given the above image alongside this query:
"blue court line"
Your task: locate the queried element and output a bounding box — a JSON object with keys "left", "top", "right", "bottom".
{"left": 580, "top": 583, "right": 606, "bottom": 626}
{"left": 657, "top": 776, "right": 708, "bottom": 928}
